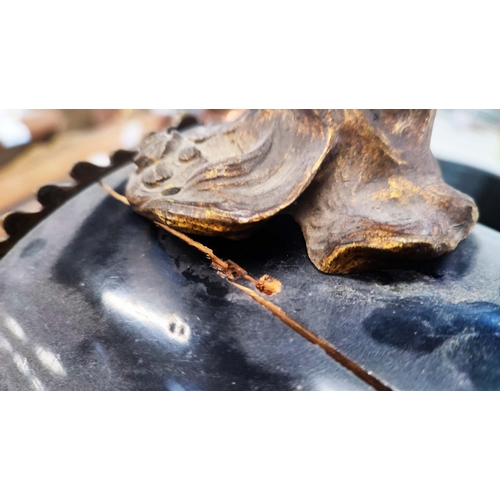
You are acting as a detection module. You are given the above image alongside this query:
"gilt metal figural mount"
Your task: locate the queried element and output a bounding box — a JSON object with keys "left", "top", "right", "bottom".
{"left": 126, "top": 110, "right": 478, "bottom": 274}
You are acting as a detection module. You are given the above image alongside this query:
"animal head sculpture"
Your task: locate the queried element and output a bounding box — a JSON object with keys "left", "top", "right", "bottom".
{"left": 126, "top": 109, "right": 478, "bottom": 274}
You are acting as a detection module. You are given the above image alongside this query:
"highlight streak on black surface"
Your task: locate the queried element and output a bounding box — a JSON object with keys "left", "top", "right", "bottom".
{"left": 1, "top": 156, "right": 500, "bottom": 390}
{"left": 101, "top": 182, "right": 391, "bottom": 390}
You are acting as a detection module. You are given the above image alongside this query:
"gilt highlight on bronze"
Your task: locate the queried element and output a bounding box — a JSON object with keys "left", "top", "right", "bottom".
{"left": 126, "top": 110, "right": 478, "bottom": 274}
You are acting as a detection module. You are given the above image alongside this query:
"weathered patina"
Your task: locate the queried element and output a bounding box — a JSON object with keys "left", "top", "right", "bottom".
{"left": 126, "top": 110, "right": 335, "bottom": 238}
{"left": 126, "top": 109, "right": 478, "bottom": 274}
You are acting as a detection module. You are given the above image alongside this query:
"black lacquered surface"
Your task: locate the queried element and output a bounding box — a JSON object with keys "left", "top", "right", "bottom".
{"left": 0, "top": 166, "right": 370, "bottom": 391}
{"left": 1, "top": 163, "right": 499, "bottom": 390}
{"left": 440, "top": 159, "right": 500, "bottom": 232}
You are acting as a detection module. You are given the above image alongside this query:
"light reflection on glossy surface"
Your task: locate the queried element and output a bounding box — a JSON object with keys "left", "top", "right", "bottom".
{"left": 0, "top": 163, "right": 373, "bottom": 390}
{"left": 312, "top": 375, "right": 369, "bottom": 392}
{"left": 2, "top": 163, "right": 499, "bottom": 390}
{"left": 102, "top": 291, "right": 191, "bottom": 344}
{"left": 12, "top": 352, "right": 45, "bottom": 391}
{"left": 165, "top": 379, "right": 186, "bottom": 391}
{"left": 0, "top": 335, "right": 14, "bottom": 354}
{"left": 4, "top": 315, "right": 27, "bottom": 342}
{"left": 34, "top": 345, "right": 67, "bottom": 377}
{"left": 1, "top": 332, "right": 59, "bottom": 389}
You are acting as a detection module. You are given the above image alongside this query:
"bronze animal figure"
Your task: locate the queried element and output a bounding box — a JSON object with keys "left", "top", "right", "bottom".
{"left": 126, "top": 109, "right": 478, "bottom": 274}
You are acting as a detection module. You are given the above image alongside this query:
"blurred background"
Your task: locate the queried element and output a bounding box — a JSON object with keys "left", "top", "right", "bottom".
{"left": 1, "top": 109, "right": 499, "bottom": 239}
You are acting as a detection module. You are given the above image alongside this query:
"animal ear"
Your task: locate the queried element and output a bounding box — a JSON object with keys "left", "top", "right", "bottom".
{"left": 126, "top": 110, "right": 336, "bottom": 238}
{"left": 292, "top": 109, "right": 478, "bottom": 274}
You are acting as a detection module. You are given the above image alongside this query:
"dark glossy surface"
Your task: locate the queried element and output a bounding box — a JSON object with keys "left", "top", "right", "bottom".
{"left": 0, "top": 166, "right": 370, "bottom": 391}
{"left": 440, "top": 159, "right": 500, "bottom": 232}
{"left": 1, "top": 162, "right": 499, "bottom": 390}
